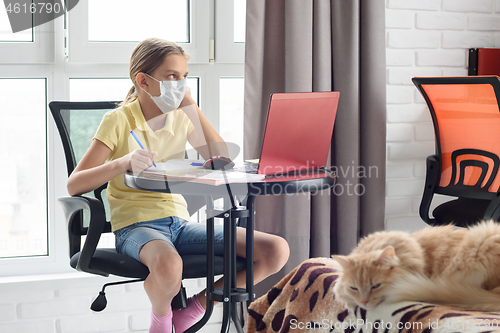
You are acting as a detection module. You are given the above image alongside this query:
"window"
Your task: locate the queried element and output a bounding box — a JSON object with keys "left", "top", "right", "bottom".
{"left": 0, "top": 79, "right": 47, "bottom": 259}
{"left": 215, "top": 0, "right": 245, "bottom": 63}
{"left": 69, "top": 78, "right": 199, "bottom": 104}
{"left": 220, "top": 77, "right": 244, "bottom": 163}
{"left": 1, "top": 0, "right": 245, "bottom": 276}
{"left": 0, "top": 8, "right": 32, "bottom": 42}
{"left": 68, "top": 0, "right": 209, "bottom": 63}
{"left": 69, "top": 78, "right": 132, "bottom": 101}
{"left": 88, "top": 0, "right": 189, "bottom": 43}
{"left": 234, "top": 0, "right": 246, "bottom": 43}
{"left": 0, "top": 7, "right": 54, "bottom": 63}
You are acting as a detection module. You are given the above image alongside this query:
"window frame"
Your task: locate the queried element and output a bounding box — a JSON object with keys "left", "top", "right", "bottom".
{"left": 0, "top": 68, "right": 70, "bottom": 276}
{"left": 0, "top": 0, "right": 246, "bottom": 277}
{"left": 0, "top": 16, "right": 55, "bottom": 63}
{"left": 67, "top": 0, "right": 210, "bottom": 64}
{"left": 215, "top": 0, "right": 245, "bottom": 63}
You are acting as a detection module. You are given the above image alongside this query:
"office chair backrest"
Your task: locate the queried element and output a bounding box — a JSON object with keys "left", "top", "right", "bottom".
{"left": 50, "top": 101, "right": 119, "bottom": 255}
{"left": 413, "top": 76, "right": 500, "bottom": 199}
{"left": 50, "top": 100, "right": 119, "bottom": 199}
{"left": 50, "top": 101, "right": 119, "bottom": 176}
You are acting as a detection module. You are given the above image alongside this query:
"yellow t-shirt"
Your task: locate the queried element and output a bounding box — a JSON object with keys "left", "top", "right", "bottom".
{"left": 94, "top": 99, "right": 195, "bottom": 231}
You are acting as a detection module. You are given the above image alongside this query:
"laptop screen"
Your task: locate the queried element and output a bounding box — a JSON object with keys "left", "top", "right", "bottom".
{"left": 257, "top": 91, "right": 340, "bottom": 175}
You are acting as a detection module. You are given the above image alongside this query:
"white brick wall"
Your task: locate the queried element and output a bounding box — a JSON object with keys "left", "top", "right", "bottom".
{"left": 415, "top": 12, "right": 467, "bottom": 30}
{"left": 442, "top": 0, "right": 494, "bottom": 13}
{"left": 0, "top": 273, "right": 227, "bottom": 333}
{"left": 385, "top": 0, "right": 500, "bottom": 231}
{"left": 387, "top": 0, "right": 441, "bottom": 11}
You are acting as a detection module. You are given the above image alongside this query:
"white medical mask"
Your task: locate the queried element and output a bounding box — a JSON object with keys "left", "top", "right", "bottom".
{"left": 143, "top": 73, "right": 188, "bottom": 113}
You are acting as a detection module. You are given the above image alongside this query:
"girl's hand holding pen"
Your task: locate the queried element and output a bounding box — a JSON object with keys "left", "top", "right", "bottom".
{"left": 130, "top": 130, "right": 157, "bottom": 167}
{"left": 123, "top": 149, "right": 158, "bottom": 175}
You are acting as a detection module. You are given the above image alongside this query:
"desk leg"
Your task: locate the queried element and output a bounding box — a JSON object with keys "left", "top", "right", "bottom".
{"left": 230, "top": 205, "right": 245, "bottom": 333}
{"left": 221, "top": 210, "right": 232, "bottom": 333}
{"left": 201, "top": 196, "right": 251, "bottom": 333}
{"left": 231, "top": 301, "right": 244, "bottom": 333}
{"left": 246, "top": 195, "right": 256, "bottom": 307}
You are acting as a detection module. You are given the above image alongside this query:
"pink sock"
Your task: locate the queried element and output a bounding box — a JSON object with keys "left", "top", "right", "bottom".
{"left": 172, "top": 295, "right": 206, "bottom": 333}
{"left": 150, "top": 307, "right": 172, "bottom": 333}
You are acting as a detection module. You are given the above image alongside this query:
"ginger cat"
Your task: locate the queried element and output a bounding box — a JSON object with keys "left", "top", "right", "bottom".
{"left": 332, "top": 220, "right": 500, "bottom": 311}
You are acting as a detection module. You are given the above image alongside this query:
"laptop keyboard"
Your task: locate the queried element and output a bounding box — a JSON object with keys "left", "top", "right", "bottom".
{"left": 234, "top": 163, "right": 332, "bottom": 176}
{"left": 233, "top": 162, "right": 259, "bottom": 174}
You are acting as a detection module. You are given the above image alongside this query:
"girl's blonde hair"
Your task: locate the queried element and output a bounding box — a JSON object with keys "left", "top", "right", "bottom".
{"left": 121, "top": 38, "right": 188, "bottom": 106}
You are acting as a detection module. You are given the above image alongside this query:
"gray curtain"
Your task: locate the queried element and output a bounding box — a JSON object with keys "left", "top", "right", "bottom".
{"left": 244, "top": 0, "right": 387, "bottom": 296}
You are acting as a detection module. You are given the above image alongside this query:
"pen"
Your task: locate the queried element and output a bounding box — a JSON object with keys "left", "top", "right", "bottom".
{"left": 191, "top": 162, "right": 203, "bottom": 166}
{"left": 130, "top": 130, "right": 157, "bottom": 167}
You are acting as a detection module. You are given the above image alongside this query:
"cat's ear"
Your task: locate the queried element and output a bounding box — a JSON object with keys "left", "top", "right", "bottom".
{"left": 332, "top": 255, "right": 352, "bottom": 271}
{"left": 377, "top": 246, "right": 399, "bottom": 267}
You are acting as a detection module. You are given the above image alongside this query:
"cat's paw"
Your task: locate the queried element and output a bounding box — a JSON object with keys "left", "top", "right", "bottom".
{"left": 346, "top": 301, "right": 359, "bottom": 312}
{"left": 334, "top": 295, "right": 357, "bottom": 311}
{"left": 344, "top": 304, "right": 358, "bottom": 314}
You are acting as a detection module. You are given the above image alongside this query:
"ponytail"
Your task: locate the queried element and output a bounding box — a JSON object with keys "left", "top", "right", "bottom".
{"left": 119, "top": 85, "right": 138, "bottom": 107}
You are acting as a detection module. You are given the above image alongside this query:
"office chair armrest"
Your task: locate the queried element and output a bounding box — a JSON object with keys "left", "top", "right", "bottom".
{"left": 58, "top": 196, "right": 108, "bottom": 277}
{"left": 484, "top": 192, "right": 500, "bottom": 221}
{"left": 419, "top": 155, "right": 441, "bottom": 225}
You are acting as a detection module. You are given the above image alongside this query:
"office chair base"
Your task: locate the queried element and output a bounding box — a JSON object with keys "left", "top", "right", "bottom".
{"left": 91, "top": 278, "right": 144, "bottom": 312}
{"left": 91, "top": 279, "right": 189, "bottom": 312}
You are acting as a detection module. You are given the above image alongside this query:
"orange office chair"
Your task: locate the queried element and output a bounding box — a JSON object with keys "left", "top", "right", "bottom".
{"left": 413, "top": 76, "right": 500, "bottom": 227}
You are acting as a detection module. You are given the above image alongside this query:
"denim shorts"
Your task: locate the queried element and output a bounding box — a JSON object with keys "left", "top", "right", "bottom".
{"left": 114, "top": 216, "right": 225, "bottom": 263}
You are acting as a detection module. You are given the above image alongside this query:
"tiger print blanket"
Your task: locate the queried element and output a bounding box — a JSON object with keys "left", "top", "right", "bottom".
{"left": 246, "top": 257, "right": 500, "bottom": 333}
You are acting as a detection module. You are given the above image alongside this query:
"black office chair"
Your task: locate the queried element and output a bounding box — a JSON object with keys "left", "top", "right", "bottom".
{"left": 413, "top": 76, "right": 500, "bottom": 227}
{"left": 50, "top": 101, "right": 245, "bottom": 313}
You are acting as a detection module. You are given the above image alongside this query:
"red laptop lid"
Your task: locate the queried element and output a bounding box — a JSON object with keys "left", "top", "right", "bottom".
{"left": 257, "top": 91, "right": 340, "bottom": 175}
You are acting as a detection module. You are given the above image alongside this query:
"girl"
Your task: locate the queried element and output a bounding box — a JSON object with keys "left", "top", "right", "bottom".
{"left": 67, "top": 38, "right": 290, "bottom": 333}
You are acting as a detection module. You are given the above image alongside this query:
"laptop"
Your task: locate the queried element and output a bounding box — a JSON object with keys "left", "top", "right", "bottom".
{"left": 240, "top": 91, "right": 340, "bottom": 176}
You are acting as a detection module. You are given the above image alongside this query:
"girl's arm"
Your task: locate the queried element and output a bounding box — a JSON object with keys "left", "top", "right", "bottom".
{"left": 182, "top": 90, "right": 228, "bottom": 160}
{"left": 67, "top": 139, "right": 156, "bottom": 196}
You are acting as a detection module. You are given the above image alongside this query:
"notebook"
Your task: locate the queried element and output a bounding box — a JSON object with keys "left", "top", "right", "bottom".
{"left": 143, "top": 159, "right": 266, "bottom": 185}
{"left": 240, "top": 91, "right": 340, "bottom": 176}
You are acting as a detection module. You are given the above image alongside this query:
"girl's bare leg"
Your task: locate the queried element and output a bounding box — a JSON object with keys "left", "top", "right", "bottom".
{"left": 197, "top": 229, "right": 290, "bottom": 308}
{"left": 140, "top": 240, "right": 183, "bottom": 316}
